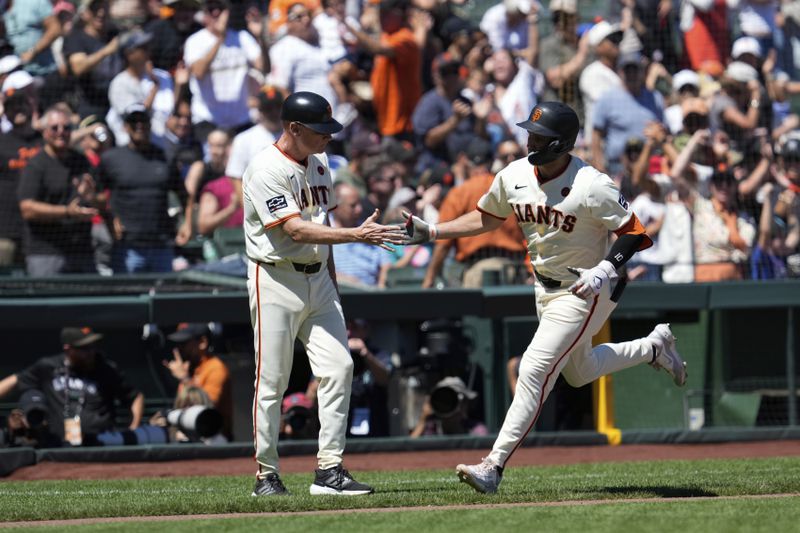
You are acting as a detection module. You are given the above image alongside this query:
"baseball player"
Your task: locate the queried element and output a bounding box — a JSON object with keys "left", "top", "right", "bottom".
{"left": 243, "top": 91, "right": 405, "bottom": 496}
{"left": 403, "top": 101, "right": 687, "bottom": 494}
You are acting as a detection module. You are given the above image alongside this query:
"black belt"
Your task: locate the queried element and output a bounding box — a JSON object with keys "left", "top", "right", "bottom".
{"left": 533, "top": 268, "right": 566, "bottom": 289}
{"left": 265, "top": 261, "right": 322, "bottom": 274}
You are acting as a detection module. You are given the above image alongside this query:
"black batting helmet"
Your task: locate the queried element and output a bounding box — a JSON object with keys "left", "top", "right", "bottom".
{"left": 281, "top": 91, "right": 343, "bottom": 135}
{"left": 516, "top": 101, "right": 580, "bottom": 165}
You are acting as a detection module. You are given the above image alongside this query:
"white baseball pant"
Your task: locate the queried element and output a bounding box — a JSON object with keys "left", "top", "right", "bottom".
{"left": 488, "top": 282, "right": 654, "bottom": 467}
{"left": 247, "top": 260, "right": 353, "bottom": 478}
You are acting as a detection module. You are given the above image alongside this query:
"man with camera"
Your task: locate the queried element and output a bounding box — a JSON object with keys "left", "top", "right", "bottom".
{"left": 0, "top": 327, "right": 144, "bottom": 447}
{"left": 164, "top": 322, "right": 232, "bottom": 439}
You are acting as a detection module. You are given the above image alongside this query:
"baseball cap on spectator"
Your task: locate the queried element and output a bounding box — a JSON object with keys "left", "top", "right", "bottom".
{"left": 382, "top": 137, "right": 416, "bottom": 164}
{"left": 711, "top": 169, "right": 737, "bottom": 187}
{"left": 347, "top": 130, "right": 382, "bottom": 158}
{"left": 163, "top": 0, "right": 202, "bottom": 7}
{"left": 123, "top": 103, "right": 150, "bottom": 123}
{"left": 418, "top": 162, "right": 455, "bottom": 188}
{"left": 587, "top": 21, "right": 623, "bottom": 47}
{"left": 672, "top": 69, "right": 700, "bottom": 92}
{"left": 3, "top": 92, "right": 32, "bottom": 118}
{"left": 464, "top": 137, "right": 493, "bottom": 166}
{"left": 53, "top": 1, "right": 76, "bottom": 15}
{"left": 380, "top": 0, "right": 409, "bottom": 12}
{"left": 61, "top": 327, "right": 104, "bottom": 347}
{"left": 167, "top": 322, "right": 211, "bottom": 343}
{"left": 120, "top": 29, "right": 153, "bottom": 54}
{"left": 19, "top": 389, "right": 48, "bottom": 421}
{"left": 79, "top": 0, "right": 106, "bottom": 13}
{"left": 731, "top": 36, "right": 762, "bottom": 60}
{"left": 282, "top": 392, "right": 313, "bottom": 414}
{"left": 2, "top": 70, "right": 34, "bottom": 94}
{"left": 441, "top": 17, "right": 474, "bottom": 43}
{"left": 779, "top": 135, "right": 800, "bottom": 161}
{"left": 432, "top": 52, "right": 465, "bottom": 79}
{"left": 549, "top": 0, "right": 577, "bottom": 14}
{"left": 257, "top": 84, "right": 285, "bottom": 110}
{"left": 504, "top": 0, "right": 533, "bottom": 15}
{"left": 0, "top": 54, "right": 21, "bottom": 76}
{"left": 725, "top": 61, "right": 759, "bottom": 83}
{"left": 617, "top": 51, "right": 643, "bottom": 69}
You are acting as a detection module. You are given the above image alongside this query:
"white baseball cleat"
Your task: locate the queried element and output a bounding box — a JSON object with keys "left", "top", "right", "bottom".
{"left": 648, "top": 323, "right": 688, "bottom": 386}
{"left": 456, "top": 457, "right": 503, "bottom": 494}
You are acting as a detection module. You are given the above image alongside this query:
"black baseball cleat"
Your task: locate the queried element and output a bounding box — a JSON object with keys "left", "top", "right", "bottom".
{"left": 309, "top": 465, "right": 374, "bottom": 495}
{"left": 252, "top": 473, "right": 289, "bottom": 496}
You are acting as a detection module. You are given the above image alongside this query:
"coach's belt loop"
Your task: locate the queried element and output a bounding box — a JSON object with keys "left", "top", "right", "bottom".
{"left": 292, "top": 262, "right": 322, "bottom": 274}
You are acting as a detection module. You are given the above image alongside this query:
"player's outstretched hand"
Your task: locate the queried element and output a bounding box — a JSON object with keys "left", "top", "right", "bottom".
{"left": 567, "top": 260, "right": 618, "bottom": 300}
{"left": 401, "top": 210, "right": 437, "bottom": 245}
{"left": 357, "top": 209, "right": 406, "bottom": 251}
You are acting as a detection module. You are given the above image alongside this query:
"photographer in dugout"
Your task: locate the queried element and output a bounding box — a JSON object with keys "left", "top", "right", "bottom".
{"left": 0, "top": 327, "right": 144, "bottom": 447}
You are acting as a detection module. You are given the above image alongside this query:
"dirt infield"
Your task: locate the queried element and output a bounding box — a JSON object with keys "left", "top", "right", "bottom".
{"left": 5, "top": 440, "right": 800, "bottom": 481}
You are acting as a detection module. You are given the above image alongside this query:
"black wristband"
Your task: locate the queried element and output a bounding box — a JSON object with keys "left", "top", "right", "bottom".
{"left": 604, "top": 233, "right": 645, "bottom": 270}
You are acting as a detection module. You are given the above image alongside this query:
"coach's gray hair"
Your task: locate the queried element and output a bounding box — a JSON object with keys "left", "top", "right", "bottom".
{"left": 40, "top": 104, "right": 71, "bottom": 129}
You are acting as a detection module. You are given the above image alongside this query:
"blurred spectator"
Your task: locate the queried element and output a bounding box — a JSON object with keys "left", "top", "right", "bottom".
{"left": 479, "top": 0, "right": 536, "bottom": 53}
{"left": 343, "top": 318, "right": 392, "bottom": 437}
{"left": 340, "top": 0, "right": 421, "bottom": 139}
{"left": 268, "top": 2, "right": 338, "bottom": 123}
{"left": 0, "top": 327, "right": 144, "bottom": 447}
{"left": 164, "top": 323, "right": 233, "bottom": 439}
{"left": 538, "top": 0, "right": 588, "bottom": 126}
{"left": 2, "top": 0, "right": 59, "bottom": 78}
{"left": 664, "top": 69, "right": 701, "bottom": 135}
{"left": 63, "top": 0, "right": 123, "bottom": 119}
{"left": 0, "top": 92, "right": 41, "bottom": 268}
{"left": 592, "top": 52, "right": 665, "bottom": 175}
{"left": 579, "top": 20, "right": 623, "bottom": 145}
{"left": 196, "top": 171, "right": 243, "bottom": 237}
{"left": 486, "top": 47, "right": 543, "bottom": 147}
{"left": 107, "top": 30, "right": 175, "bottom": 147}
{"left": 680, "top": 0, "right": 734, "bottom": 75}
{"left": 226, "top": 84, "right": 284, "bottom": 198}
{"left": 691, "top": 170, "right": 756, "bottom": 281}
{"left": 621, "top": 0, "right": 680, "bottom": 72}
{"left": 331, "top": 182, "right": 393, "bottom": 288}
{"left": 279, "top": 391, "right": 319, "bottom": 439}
{"left": 710, "top": 61, "right": 762, "bottom": 154}
{"left": 162, "top": 98, "right": 204, "bottom": 181}
{"left": 313, "top": 0, "right": 357, "bottom": 64}
{"left": 491, "top": 138, "right": 525, "bottom": 173}
{"left": 178, "top": 128, "right": 230, "bottom": 244}
{"left": 737, "top": 0, "right": 778, "bottom": 54}
{"left": 184, "top": 0, "right": 263, "bottom": 140}
{"left": 440, "top": 16, "right": 476, "bottom": 64}
{"left": 361, "top": 156, "right": 400, "bottom": 217}
{"left": 412, "top": 56, "right": 487, "bottom": 174}
{"left": 268, "top": 0, "right": 321, "bottom": 40}
{"left": 17, "top": 106, "right": 101, "bottom": 276}
{"left": 96, "top": 105, "right": 185, "bottom": 273}
{"left": 70, "top": 114, "right": 114, "bottom": 276}
{"left": 50, "top": 0, "right": 77, "bottom": 78}
{"left": 145, "top": 0, "right": 202, "bottom": 72}
{"left": 409, "top": 376, "right": 487, "bottom": 437}
{"left": 422, "top": 137, "right": 527, "bottom": 288}
{"left": 1, "top": 68, "right": 39, "bottom": 133}
{"left": 336, "top": 129, "right": 382, "bottom": 197}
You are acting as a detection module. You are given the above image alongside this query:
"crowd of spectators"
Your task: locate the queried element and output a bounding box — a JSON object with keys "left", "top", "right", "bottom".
{"left": 1, "top": 0, "right": 799, "bottom": 285}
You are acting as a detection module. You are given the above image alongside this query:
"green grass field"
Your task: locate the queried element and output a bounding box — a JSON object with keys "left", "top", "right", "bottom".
{"left": 1, "top": 456, "right": 799, "bottom": 532}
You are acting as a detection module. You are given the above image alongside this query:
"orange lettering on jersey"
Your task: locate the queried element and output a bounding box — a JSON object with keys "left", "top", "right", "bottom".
{"left": 561, "top": 214, "right": 576, "bottom": 232}
{"left": 536, "top": 205, "right": 551, "bottom": 225}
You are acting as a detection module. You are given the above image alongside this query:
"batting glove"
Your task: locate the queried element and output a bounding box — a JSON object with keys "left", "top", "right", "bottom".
{"left": 402, "top": 210, "right": 437, "bottom": 245}
{"left": 567, "top": 260, "right": 618, "bottom": 300}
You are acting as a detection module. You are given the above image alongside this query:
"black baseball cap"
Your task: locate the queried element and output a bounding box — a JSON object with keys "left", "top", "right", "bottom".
{"left": 123, "top": 103, "right": 150, "bottom": 123}
{"left": 61, "top": 327, "right": 104, "bottom": 347}
{"left": 168, "top": 322, "right": 210, "bottom": 343}
{"left": 464, "top": 137, "right": 493, "bottom": 166}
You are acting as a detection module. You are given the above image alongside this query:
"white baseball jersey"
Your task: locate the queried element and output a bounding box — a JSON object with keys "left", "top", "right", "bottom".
{"left": 242, "top": 144, "right": 337, "bottom": 264}
{"left": 477, "top": 155, "right": 632, "bottom": 281}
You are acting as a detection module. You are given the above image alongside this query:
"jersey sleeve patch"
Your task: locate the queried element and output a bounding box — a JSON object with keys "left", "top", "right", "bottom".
{"left": 618, "top": 193, "right": 629, "bottom": 210}
{"left": 267, "top": 195, "right": 289, "bottom": 213}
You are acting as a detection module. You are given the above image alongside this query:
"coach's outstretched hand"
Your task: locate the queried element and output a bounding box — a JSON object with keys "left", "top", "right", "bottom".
{"left": 357, "top": 209, "right": 406, "bottom": 251}
{"left": 567, "top": 260, "right": 618, "bottom": 300}
{"left": 402, "top": 210, "right": 437, "bottom": 245}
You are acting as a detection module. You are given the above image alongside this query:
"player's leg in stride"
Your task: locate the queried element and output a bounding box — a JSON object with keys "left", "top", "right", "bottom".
{"left": 647, "top": 323, "right": 688, "bottom": 386}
